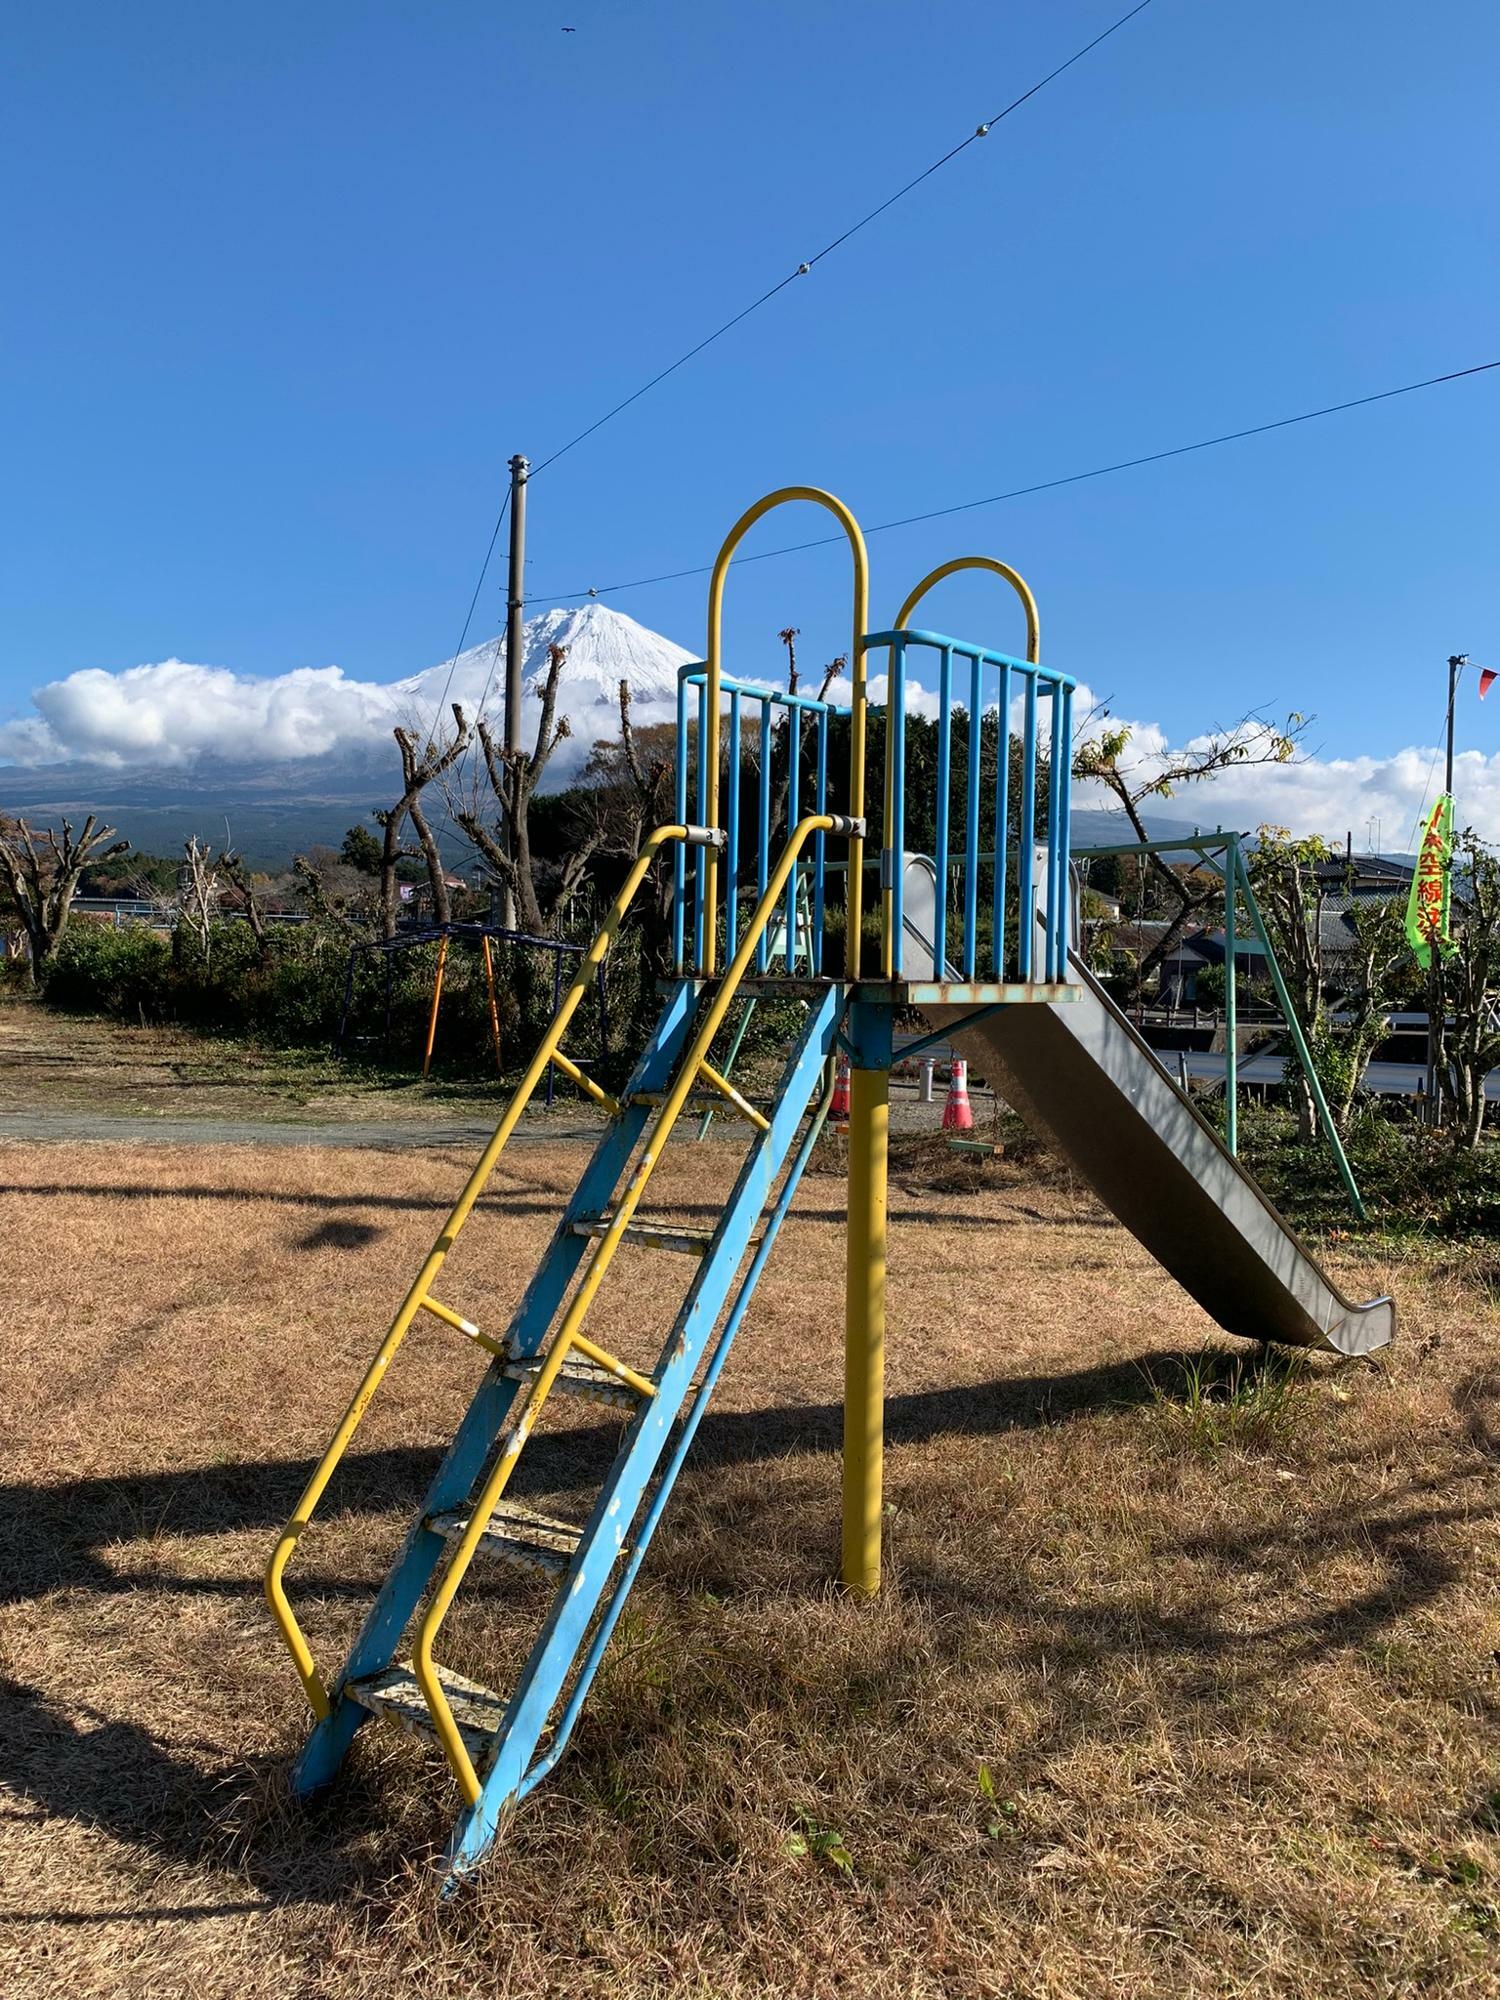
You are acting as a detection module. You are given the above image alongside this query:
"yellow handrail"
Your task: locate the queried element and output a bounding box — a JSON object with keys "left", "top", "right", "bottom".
{"left": 704, "top": 489, "right": 869, "bottom": 977}
{"left": 882, "top": 556, "right": 1042, "bottom": 977}
{"left": 264, "top": 824, "right": 697, "bottom": 1719}
{"left": 414, "top": 811, "right": 856, "bottom": 1802}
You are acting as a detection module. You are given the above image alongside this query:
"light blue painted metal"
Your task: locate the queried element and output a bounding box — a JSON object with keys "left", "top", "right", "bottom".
{"left": 693, "top": 683, "right": 709, "bottom": 969}
{"left": 756, "top": 695, "right": 772, "bottom": 973}
{"left": 890, "top": 636, "right": 907, "bottom": 978}
{"left": 1018, "top": 673, "right": 1037, "bottom": 980}
{"left": 933, "top": 644, "right": 953, "bottom": 979}
{"left": 726, "top": 692, "right": 742, "bottom": 960}
{"left": 963, "top": 650, "right": 983, "bottom": 980}
{"left": 785, "top": 706, "right": 802, "bottom": 973}
{"left": 510, "top": 986, "right": 845, "bottom": 1811}
{"left": 442, "top": 985, "right": 849, "bottom": 1887}
{"left": 813, "top": 707, "right": 829, "bottom": 968}
{"left": 672, "top": 675, "right": 689, "bottom": 974}
{"left": 1045, "top": 685, "right": 1065, "bottom": 983}
{"left": 993, "top": 657, "right": 1011, "bottom": 977}
{"left": 289, "top": 981, "right": 704, "bottom": 1799}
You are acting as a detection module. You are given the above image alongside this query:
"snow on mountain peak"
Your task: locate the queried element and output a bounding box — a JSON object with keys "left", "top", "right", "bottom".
{"left": 397, "top": 602, "right": 698, "bottom": 788}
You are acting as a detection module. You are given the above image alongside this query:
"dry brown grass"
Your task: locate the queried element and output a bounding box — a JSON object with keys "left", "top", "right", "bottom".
{"left": 0, "top": 1132, "right": 1496, "bottom": 1998}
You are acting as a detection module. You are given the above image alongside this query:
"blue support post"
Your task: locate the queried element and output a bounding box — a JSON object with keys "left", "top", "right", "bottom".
{"left": 672, "top": 674, "right": 689, "bottom": 974}
{"left": 992, "top": 659, "right": 1011, "bottom": 978}
{"left": 890, "top": 637, "right": 908, "bottom": 978}
{"left": 813, "top": 709, "right": 829, "bottom": 970}
{"left": 963, "top": 649, "right": 983, "bottom": 980}
{"left": 1018, "top": 674, "right": 1037, "bottom": 980}
{"left": 755, "top": 696, "right": 772, "bottom": 973}
{"left": 933, "top": 645, "right": 953, "bottom": 979}
{"left": 726, "top": 692, "right": 742, "bottom": 962}
{"left": 785, "top": 706, "right": 801, "bottom": 973}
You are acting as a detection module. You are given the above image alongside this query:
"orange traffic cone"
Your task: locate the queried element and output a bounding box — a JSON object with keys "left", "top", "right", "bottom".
{"left": 941, "top": 1057, "right": 974, "bottom": 1132}
{"left": 830, "top": 1053, "right": 851, "bottom": 1131}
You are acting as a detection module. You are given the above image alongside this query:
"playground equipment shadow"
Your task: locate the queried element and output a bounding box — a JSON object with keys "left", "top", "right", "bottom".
{"left": 1, "top": 1137, "right": 1494, "bottom": 1999}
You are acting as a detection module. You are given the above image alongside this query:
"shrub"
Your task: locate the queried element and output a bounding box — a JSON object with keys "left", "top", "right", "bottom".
{"left": 43, "top": 922, "right": 171, "bottom": 1018}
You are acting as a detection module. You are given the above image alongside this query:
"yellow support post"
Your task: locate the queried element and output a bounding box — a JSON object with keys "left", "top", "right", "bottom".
{"left": 422, "top": 936, "right": 449, "bottom": 1078}
{"left": 482, "top": 934, "right": 502, "bottom": 1072}
{"left": 842, "top": 1056, "right": 889, "bottom": 1597}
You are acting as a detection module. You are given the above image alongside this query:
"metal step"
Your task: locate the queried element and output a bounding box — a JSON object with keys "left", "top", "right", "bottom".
{"left": 625, "top": 1089, "right": 771, "bottom": 1113}
{"left": 502, "top": 1351, "right": 647, "bottom": 1411}
{"left": 570, "top": 1214, "right": 768, "bottom": 1258}
{"left": 426, "top": 1500, "right": 585, "bottom": 1576}
{"left": 570, "top": 1215, "right": 719, "bottom": 1256}
{"left": 346, "top": 1661, "right": 506, "bottom": 1762}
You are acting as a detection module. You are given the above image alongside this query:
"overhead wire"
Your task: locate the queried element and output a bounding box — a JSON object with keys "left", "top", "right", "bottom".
{"left": 530, "top": 358, "right": 1500, "bottom": 603}
{"left": 526, "top": 0, "right": 1156, "bottom": 479}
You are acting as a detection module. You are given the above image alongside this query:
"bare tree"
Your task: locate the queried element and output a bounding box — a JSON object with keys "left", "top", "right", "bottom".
{"left": 220, "top": 850, "right": 269, "bottom": 958}
{"left": 378, "top": 703, "right": 471, "bottom": 937}
{"left": 179, "top": 836, "right": 223, "bottom": 963}
{"left": 452, "top": 644, "right": 588, "bottom": 935}
{"left": 0, "top": 815, "right": 128, "bottom": 984}
{"left": 1073, "top": 714, "right": 1304, "bottom": 994}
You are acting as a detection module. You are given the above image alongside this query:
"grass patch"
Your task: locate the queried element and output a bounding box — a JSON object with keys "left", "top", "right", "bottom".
{"left": 1144, "top": 1346, "right": 1314, "bottom": 1458}
{"left": 0, "top": 1135, "right": 1494, "bottom": 1997}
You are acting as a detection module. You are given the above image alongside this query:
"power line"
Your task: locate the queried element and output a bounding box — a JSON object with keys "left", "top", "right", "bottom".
{"left": 429, "top": 490, "right": 511, "bottom": 731}
{"left": 527, "top": 1, "right": 1155, "bottom": 479}
{"left": 531, "top": 358, "right": 1500, "bottom": 604}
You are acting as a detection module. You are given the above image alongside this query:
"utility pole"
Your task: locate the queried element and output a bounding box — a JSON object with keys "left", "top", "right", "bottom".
{"left": 501, "top": 454, "right": 529, "bottom": 928}
{"left": 1426, "top": 654, "right": 1466, "bottom": 1124}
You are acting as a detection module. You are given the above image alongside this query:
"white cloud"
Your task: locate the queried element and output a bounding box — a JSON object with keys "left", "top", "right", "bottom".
{"left": 3, "top": 647, "right": 1496, "bottom": 849}
{"left": 1067, "top": 681, "right": 1491, "bottom": 849}
{"left": 0, "top": 659, "right": 400, "bottom": 770}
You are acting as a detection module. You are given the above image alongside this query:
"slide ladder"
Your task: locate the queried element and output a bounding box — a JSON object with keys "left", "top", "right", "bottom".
{"left": 267, "top": 816, "right": 855, "bottom": 1888}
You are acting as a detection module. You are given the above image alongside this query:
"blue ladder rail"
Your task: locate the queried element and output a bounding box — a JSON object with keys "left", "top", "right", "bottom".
{"left": 288, "top": 977, "right": 846, "bottom": 1893}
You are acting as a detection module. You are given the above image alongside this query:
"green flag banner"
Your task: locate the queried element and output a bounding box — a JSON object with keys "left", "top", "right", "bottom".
{"left": 1406, "top": 792, "right": 1457, "bottom": 970}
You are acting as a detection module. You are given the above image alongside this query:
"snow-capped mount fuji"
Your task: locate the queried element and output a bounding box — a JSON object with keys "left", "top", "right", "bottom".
{"left": 398, "top": 603, "right": 696, "bottom": 778}
{"left": 0, "top": 603, "right": 704, "bottom": 864}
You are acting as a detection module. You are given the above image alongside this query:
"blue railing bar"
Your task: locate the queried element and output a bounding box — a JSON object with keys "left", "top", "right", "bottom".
{"left": 784, "top": 707, "right": 802, "bottom": 973}
{"left": 755, "top": 696, "right": 772, "bottom": 973}
{"left": 678, "top": 667, "right": 847, "bottom": 717}
{"left": 891, "top": 637, "right": 908, "bottom": 980}
{"left": 993, "top": 658, "right": 1011, "bottom": 980}
{"left": 1059, "top": 682, "right": 1074, "bottom": 971}
{"left": 861, "top": 629, "right": 1077, "bottom": 694}
{"left": 813, "top": 709, "right": 829, "bottom": 971}
{"left": 1017, "top": 675, "right": 1037, "bottom": 981}
{"left": 1045, "top": 683, "right": 1065, "bottom": 982}
{"left": 725, "top": 691, "right": 742, "bottom": 962}
{"left": 932, "top": 645, "right": 953, "bottom": 980}
{"left": 963, "top": 650, "right": 983, "bottom": 981}
{"left": 693, "top": 680, "right": 708, "bottom": 972}
{"left": 672, "top": 671, "right": 689, "bottom": 974}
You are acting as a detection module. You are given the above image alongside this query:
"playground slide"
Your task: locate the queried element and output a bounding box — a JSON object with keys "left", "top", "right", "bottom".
{"left": 905, "top": 862, "right": 1394, "bottom": 1357}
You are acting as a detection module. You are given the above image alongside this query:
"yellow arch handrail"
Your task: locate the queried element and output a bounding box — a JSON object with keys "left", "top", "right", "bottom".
{"left": 704, "top": 487, "right": 869, "bottom": 977}
{"left": 882, "top": 556, "right": 1042, "bottom": 975}
{"left": 892, "top": 555, "right": 1040, "bottom": 663}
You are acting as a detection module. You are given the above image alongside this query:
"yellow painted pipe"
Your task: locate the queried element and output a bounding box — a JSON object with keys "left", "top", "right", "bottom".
{"left": 893, "top": 556, "right": 1040, "bottom": 665}
{"left": 414, "top": 812, "right": 850, "bottom": 1800}
{"left": 842, "top": 1061, "right": 888, "bottom": 1596}
{"left": 265, "top": 825, "right": 692, "bottom": 1721}
{"left": 482, "top": 934, "right": 502, "bottom": 1072}
{"left": 704, "top": 488, "right": 869, "bottom": 977}
{"left": 697, "top": 1055, "right": 770, "bottom": 1132}
{"left": 422, "top": 935, "right": 449, "bottom": 1078}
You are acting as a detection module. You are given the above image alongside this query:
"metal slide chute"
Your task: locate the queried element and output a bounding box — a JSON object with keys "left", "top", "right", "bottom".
{"left": 904, "top": 856, "right": 1394, "bottom": 1357}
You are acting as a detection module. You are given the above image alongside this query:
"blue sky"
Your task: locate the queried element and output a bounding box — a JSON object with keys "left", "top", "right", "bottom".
{"left": 2, "top": 0, "right": 1497, "bottom": 833}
